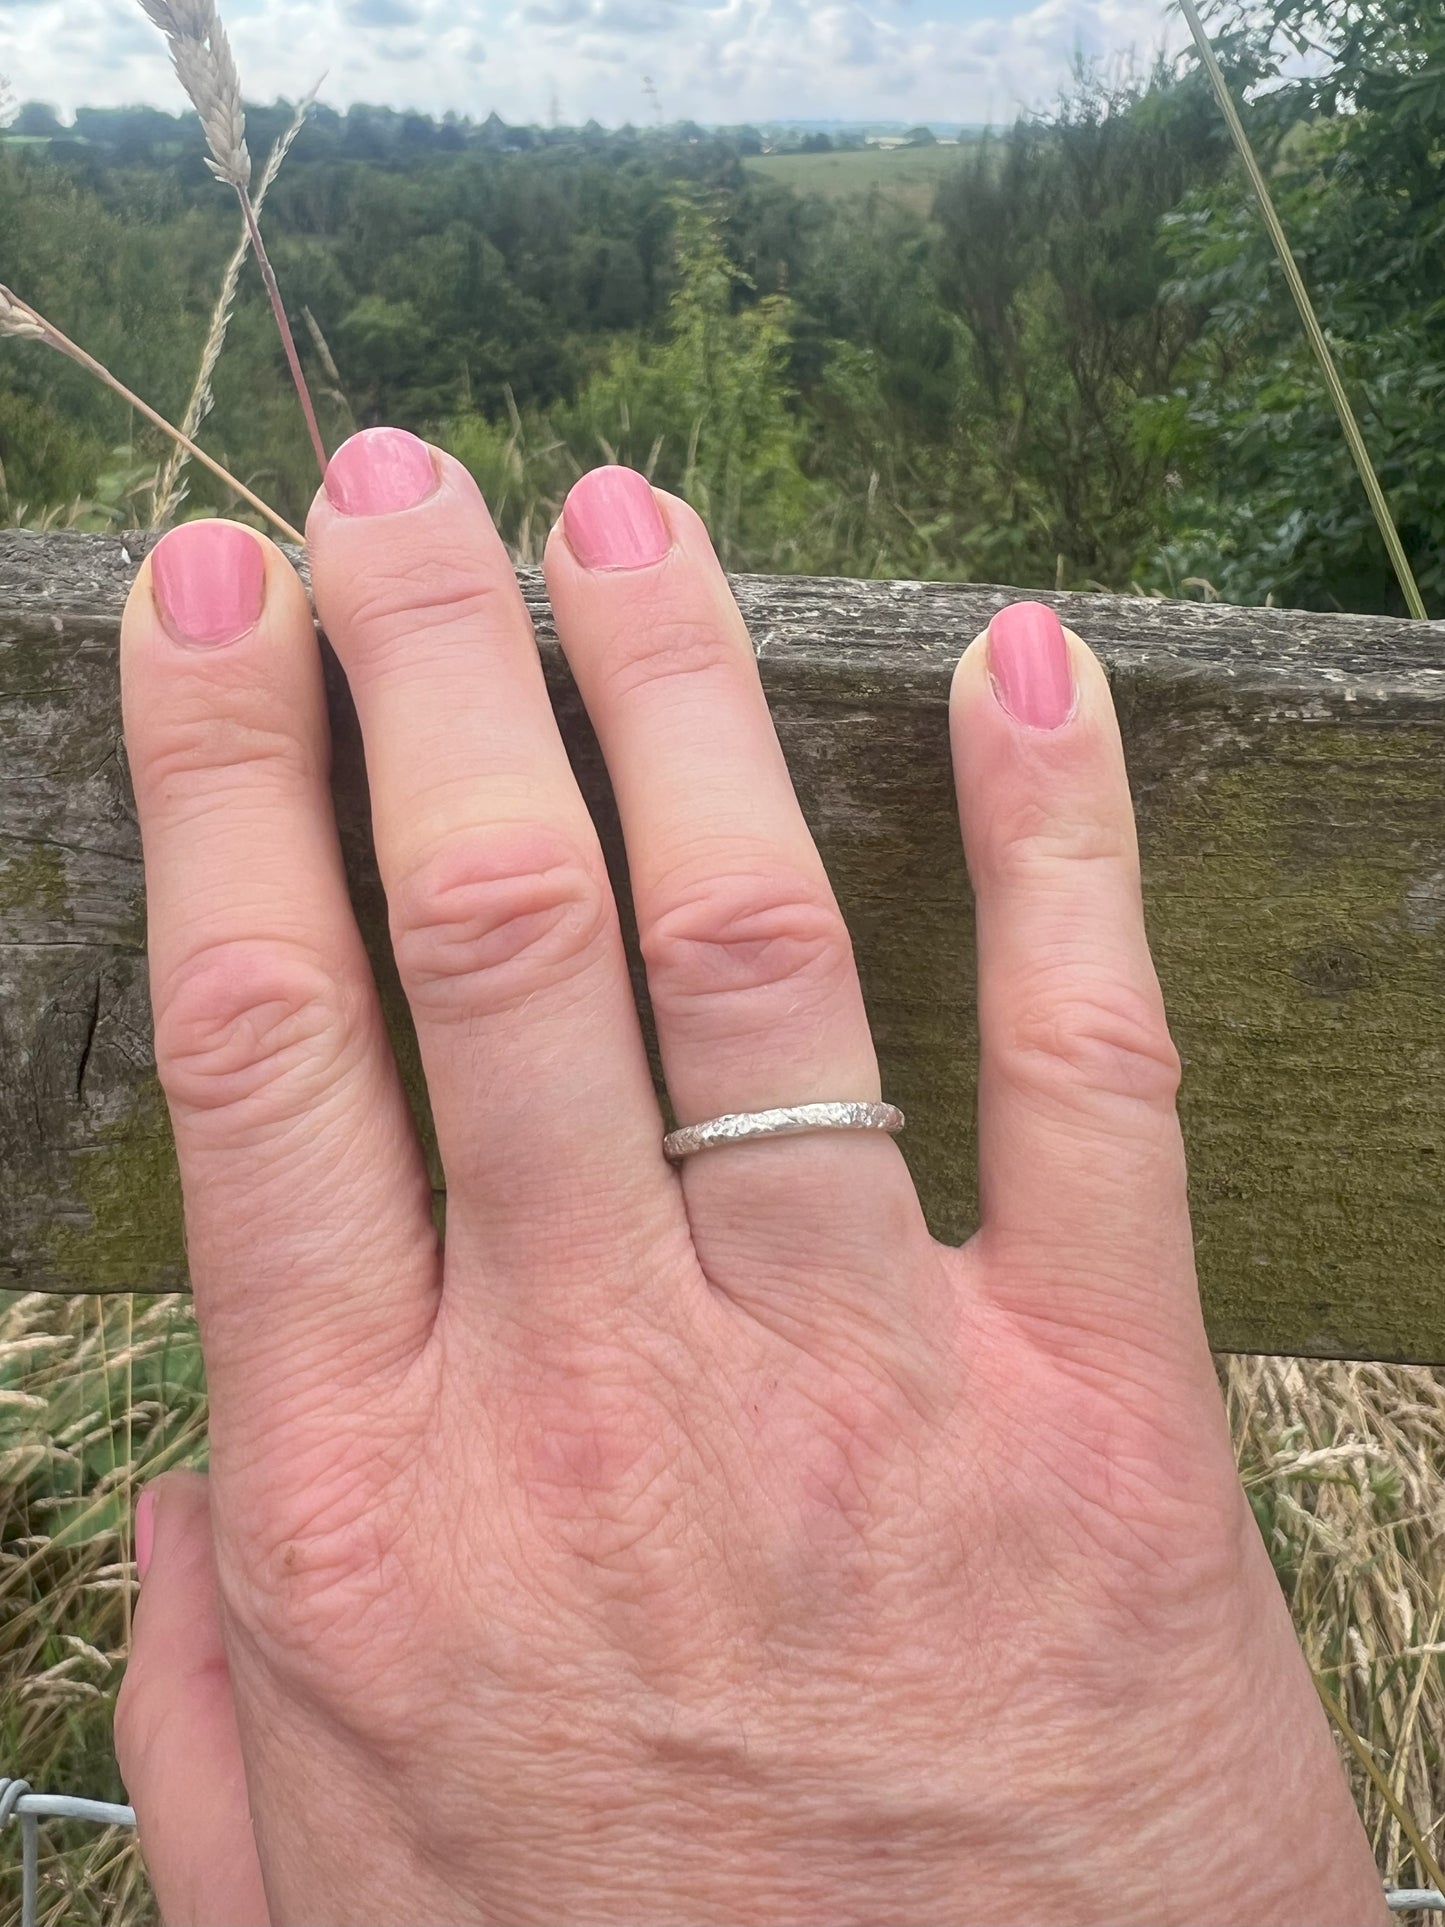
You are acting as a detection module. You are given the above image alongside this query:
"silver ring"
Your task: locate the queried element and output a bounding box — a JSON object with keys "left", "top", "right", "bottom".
{"left": 663, "top": 1101, "right": 904, "bottom": 1162}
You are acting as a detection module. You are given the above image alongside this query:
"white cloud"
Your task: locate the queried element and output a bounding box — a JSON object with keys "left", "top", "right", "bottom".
{"left": 0, "top": 0, "right": 1182, "bottom": 126}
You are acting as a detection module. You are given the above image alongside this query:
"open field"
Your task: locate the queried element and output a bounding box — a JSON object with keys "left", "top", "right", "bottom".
{"left": 744, "top": 141, "right": 972, "bottom": 214}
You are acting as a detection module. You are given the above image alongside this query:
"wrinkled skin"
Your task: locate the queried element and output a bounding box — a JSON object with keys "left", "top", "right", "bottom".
{"left": 115, "top": 439, "right": 1386, "bottom": 1927}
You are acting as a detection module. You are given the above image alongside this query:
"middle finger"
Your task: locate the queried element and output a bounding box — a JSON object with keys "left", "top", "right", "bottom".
{"left": 307, "top": 432, "right": 677, "bottom": 1296}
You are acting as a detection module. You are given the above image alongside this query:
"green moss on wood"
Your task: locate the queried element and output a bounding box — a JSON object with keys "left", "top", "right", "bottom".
{"left": 1142, "top": 723, "right": 1445, "bottom": 1361}
{"left": 43, "top": 1078, "right": 187, "bottom": 1292}
{"left": 0, "top": 845, "right": 69, "bottom": 920}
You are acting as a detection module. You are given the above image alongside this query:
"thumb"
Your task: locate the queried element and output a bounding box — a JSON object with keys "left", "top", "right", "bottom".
{"left": 116, "top": 1472, "right": 270, "bottom": 1927}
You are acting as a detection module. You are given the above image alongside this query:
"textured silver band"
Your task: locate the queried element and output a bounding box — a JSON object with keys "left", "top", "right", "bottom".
{"left": 664, "top": 1101, "right": 905, "bottom": 1162}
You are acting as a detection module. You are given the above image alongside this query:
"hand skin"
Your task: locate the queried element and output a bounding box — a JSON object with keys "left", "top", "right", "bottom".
{"left": 114, "top": 436, "right": 1387, "bottom": 1927}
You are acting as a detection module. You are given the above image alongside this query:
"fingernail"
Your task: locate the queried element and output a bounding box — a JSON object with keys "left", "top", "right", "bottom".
{"left": 324, "top": 427, "right": 437, "bottom": 517}
{"left": 150, "top": 522, "right": 265, "bottom": 648}
{"left": 135, "top": 1488, "right": 156, "bottom": 1583}
{"left": 563, "top": 466, "right": 670, "bottom": 571}
{"left": 987, "top": 601, "right": 1077, "bottom": 730}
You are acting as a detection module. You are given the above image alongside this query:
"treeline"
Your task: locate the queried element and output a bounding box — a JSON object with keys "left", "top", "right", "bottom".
{"left": 1, "top": 0, "right": 1439, "bottom": 614}
{"left": 4, "top": 99, "right": 954, "bottom": 161}
{"left": 5, "top": 99, "right": 775, "bottom": 163}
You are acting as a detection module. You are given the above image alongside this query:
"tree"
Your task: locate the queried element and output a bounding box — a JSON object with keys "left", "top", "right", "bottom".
{"left": 1149, "top": 0, "right": 1445, "bottom": 611}
{"left": 12, "top": 102, "right": 65, "bottom": 140}
{"left": 931, "top": 61, "right": 1228, "bottom": 586}
{"left": 561, "top": 198, "right": 822, "bottom": 567}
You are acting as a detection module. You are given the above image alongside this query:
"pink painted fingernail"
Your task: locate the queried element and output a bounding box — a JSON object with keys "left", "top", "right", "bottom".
{"left": 324, "top": 427, "right": 437, "bottom": 517}
{"left": 135, "top": 1488, "right": 156, "bottom": 1582}
{"left": 151, "top": 522, "right": 266, "bottom": 648}
{"left": 563, "top": 466, "right": 670, "bottom": 571}
{"left": 987, "top": 601, "right": 1077, "bottom": 730}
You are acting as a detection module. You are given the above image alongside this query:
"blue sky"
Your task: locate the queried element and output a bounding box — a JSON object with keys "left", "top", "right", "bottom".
{"left": 1, "top": 0, "right": 1180, "bottom": 128}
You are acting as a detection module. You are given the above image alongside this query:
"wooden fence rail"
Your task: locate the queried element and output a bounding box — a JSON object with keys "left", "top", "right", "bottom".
{"left": 2, "top": 530, "right": 1443, "bottom": 1360}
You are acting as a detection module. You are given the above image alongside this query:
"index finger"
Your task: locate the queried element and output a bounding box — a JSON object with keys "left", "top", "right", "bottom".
{"left": 121, "top": 521, "right": 439, "bottom": 1420}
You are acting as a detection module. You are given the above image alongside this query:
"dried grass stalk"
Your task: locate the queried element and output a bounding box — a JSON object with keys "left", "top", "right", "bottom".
{"left": 135, "top": 0, "right": 328, "bottom": 477}
{"left": 152, "top": 82, "right": 320, "bottom": 528}
{"left": 235, "top": 190, "right": 328, "bottom": 474}
{"left": 0, "top": 283, "right": 303, "bottom": 545}
{"left": 302, "top": 304, "right": 347, "bottom": 398}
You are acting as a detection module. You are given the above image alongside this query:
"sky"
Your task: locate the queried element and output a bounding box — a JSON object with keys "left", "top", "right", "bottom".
{"left": 0, "top": 0, "right": 1183, "bottom": 131}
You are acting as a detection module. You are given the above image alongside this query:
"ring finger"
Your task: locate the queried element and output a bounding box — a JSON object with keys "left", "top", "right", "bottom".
{"left": 544, "top": 471, "right": 930, "bottom": 1312}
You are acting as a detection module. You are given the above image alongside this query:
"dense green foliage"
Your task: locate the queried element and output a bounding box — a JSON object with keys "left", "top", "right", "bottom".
{"left": 1151, "top": 1, "right": 1445, "bottom": 612}
{"left": 1, "top": 3, "right": 1438, "bottom": 610}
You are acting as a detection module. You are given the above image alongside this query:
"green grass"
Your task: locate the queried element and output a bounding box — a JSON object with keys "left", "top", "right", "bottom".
{"left": 743, "top": 143, "right": 973, "bottom": 215}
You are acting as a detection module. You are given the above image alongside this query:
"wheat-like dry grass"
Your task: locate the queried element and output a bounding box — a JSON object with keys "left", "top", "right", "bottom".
{"left": 151, "top": 82, "right": 320, "bottom": 527}
{"left": 134, "top": 0, "right": 328, "bottom": 476}
{"left": 3, "top": 1284, "right": 1442, "bottom": 1922}
{"left": 1228, "top": 1356, "right": 1445, "bottom": 1899}
{"left": 2, "top": 1292, "right": 206, "bottom": 1926}
{"left": 135, "top": 0, "right": 250, "bottom": 190}
{"left": 0, "top": 289, "right": 46, "bottom": 343}
{"left": 0, "top": 284, "right": 304, "bottom": 543}
{"left": 4, "top": 0, "right": 323, "bottom": 533}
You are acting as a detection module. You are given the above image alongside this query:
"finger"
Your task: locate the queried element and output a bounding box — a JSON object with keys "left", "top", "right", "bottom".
{"left": 306, "top": 433, "right": 675, "bottom": 1297}
{"left": 121, "top": 523, "right": 438, "bottom": 1414}
{"left": 116, "top": 1475, "right": 270, "bottom": 1927}
{"left": 950, "top": 601, "right": 1200, "bottom": 1354}
{"left": 545, "top": 470, "right": 930, "bottom": 1311}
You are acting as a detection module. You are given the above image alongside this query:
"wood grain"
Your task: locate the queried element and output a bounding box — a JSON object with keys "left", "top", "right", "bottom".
{"left": 3, "top": 530, "right": 1443, "bottom": 1359}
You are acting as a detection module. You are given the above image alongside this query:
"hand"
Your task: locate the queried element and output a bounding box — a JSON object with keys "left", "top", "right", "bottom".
{"left": 115, "top": 435, "right": 1385, "bottom": 1926}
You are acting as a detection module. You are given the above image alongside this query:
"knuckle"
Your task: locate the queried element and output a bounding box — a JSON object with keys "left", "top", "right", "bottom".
{"left": 643, "top": 866, "right": 854, "bottom": 1025}
{"left": 503, "top": 1362, "right": 692, "bottom": 1582}
{"left": 215, "top": 1455, "right": 424, "bottom": 1720}
{"left": 1003, "top": 974, "right": 1183, "bottom": 1112}
{"left": 977, "top": 784, "right": 1133, "bottom": 892}
{"left": 1036, "top": 1367, "right": 1254, "bottom": 1643}
{"left": 154, "top": 937, "right": 361, "bottom": 1124}
{"left": 139, "top": 708, "right": 313, "bottom": 807}
{"left": 390, "top": 824, "right": 612, "bottom": 1019}
{"left": 600, "top": 605, "right": 739, "bottom": 704}
{"left": 339, "top": 551, "right": 516, "bottom": 678}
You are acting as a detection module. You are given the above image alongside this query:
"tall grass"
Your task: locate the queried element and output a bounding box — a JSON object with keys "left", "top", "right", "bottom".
{"left": 2, "top": 1293, "right": 205, "bottom": 1927}
{"left": 1229, "top": 1357, "right": 1445, "bottom": 1897}
{"left": 4, "top": 1288, "right": 1442, "bottom": 1921}
{"left": 1177, "top": 0, "right": 1428, "bottom": 621}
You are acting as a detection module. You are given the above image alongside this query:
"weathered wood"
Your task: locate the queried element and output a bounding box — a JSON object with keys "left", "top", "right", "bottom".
{"left": 2, "top": 529, "right": 1443, "bottom": 1360}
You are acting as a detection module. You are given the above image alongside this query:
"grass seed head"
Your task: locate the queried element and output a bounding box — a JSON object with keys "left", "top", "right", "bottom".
{"left": 0, "top": 286, "right": 47, "bottom": 341}
{"left": 136, "top": 0, "right": 252, "bottom": 189}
